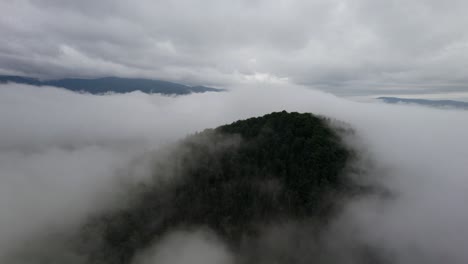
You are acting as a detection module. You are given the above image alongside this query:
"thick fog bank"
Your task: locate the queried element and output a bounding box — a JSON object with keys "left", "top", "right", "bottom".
{"left": 1, "top": 83, "right": 467, "bottom": 263}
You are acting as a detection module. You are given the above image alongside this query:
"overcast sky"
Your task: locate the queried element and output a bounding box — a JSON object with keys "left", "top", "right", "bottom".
{"left": 1, "top": 0, "right": 468, "bottom": 95}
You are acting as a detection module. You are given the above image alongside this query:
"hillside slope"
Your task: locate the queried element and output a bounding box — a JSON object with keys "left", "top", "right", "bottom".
{"left": 79, "top": 111, "right": 361, "bottom": 264}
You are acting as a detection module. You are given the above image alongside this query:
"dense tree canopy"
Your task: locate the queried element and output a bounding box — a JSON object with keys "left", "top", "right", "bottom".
{"left": 81, "top": 111, "right": 357, "bottom": 264}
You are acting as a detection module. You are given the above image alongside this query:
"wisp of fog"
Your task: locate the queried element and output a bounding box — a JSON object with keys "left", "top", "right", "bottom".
{"left": 0, "top": 82, "right": 467, "bottom": 264}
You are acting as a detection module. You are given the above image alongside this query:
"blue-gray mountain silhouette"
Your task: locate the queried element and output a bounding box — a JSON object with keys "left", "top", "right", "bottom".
{"left": 378, "top": 96, "right": 468, "bottom": 110}
{"left": 0, "top": 75, "right": 223, "bottom": 95}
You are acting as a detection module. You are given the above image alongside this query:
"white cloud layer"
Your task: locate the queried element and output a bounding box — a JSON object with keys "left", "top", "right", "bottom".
{"left": 0, "top": 83, "right": 468, "bottom": 263}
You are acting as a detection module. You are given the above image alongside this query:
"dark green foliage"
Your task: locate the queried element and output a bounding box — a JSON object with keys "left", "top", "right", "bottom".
{"left": 81, "top": 111, "right": 355, "bottom": 263}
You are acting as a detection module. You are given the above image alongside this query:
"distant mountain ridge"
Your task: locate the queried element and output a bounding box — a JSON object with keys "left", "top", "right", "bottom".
{"left": 378, "top": 96, "right": 468, "bottom": 110}
{"left": 0, "top": 75, "right": 223, "bottom": 95}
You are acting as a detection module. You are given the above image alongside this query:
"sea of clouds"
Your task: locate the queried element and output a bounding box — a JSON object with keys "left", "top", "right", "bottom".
{"left": 1, "top": 82, "right": 467, "bottom": 263}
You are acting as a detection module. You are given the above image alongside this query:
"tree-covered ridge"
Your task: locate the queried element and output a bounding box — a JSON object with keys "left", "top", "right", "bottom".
{"left": 81, "top": 111, "right": 357, "bottom": 264}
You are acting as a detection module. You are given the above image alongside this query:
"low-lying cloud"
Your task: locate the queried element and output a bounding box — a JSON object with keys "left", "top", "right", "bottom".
{"left": 1, "top": 83, "right": 467, "bottom": 263}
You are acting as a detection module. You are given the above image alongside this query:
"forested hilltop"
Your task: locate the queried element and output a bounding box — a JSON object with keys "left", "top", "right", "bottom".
{"left": 67, "top": 111, "right": 371, "bottom": 264}
{"left": 0, "top": 110, "right": 382, "bottom": 264}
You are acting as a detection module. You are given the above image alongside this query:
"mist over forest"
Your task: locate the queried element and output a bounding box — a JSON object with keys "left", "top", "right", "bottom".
{"left": 1, "top": 82, "right": 468, "bottom": 263}
{"left": 2, "top": 0, "right": 468, "bottom": 263}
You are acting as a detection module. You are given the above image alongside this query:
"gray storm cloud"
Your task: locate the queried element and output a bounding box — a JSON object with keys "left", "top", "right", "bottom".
{"left": 0, "top": 82, "right": 468, "bottom": 263}
{"left": 1, "top": 0, "right": 468, "bottom": 94}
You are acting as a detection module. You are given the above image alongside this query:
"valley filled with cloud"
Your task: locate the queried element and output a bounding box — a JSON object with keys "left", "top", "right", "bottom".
{"left": 1, "top": 83, "right": 467, "bottom": 263}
